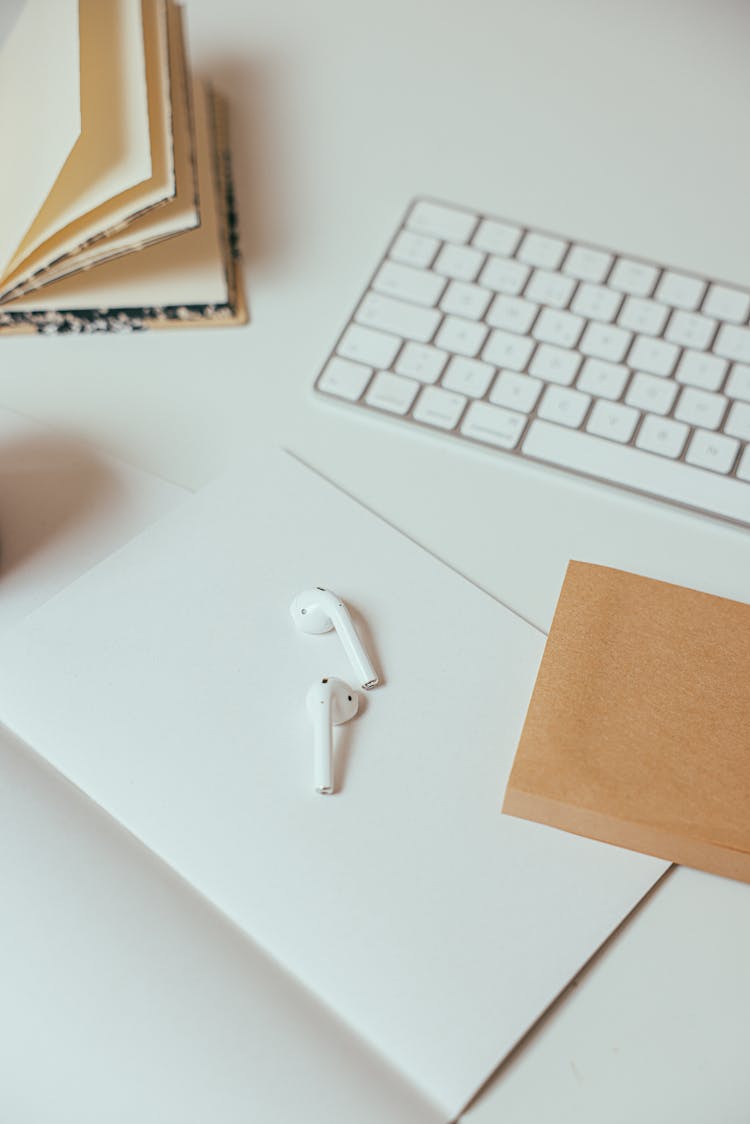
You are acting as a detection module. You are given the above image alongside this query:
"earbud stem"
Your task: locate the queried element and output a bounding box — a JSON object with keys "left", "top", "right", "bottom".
{"left": 330, "top": 600, "right": 379, "bottom": 690}
{"left": 313, "top": 692, "right": 334, "bottom": 795}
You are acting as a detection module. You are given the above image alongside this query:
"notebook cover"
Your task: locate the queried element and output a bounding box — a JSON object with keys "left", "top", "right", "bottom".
{"left": 503, "top": 561, "right": 750, "bottom": 883}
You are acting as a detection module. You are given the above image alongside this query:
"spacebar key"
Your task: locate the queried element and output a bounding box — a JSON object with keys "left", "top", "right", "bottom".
{"left": 523, "top": 419, "right": 750, "bottom": 524}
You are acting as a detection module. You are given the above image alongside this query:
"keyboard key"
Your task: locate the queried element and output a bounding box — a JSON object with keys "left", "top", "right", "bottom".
{"left": 482, "top": 328, "right": 535, "bottom": 371}
{"left": 441, "top": 356, "right": 495, "bottom": 398}
{"left": 395, "top": 342, "right": 448, "bottom": 383}
{"left": 636, "top": 415, "right": 689, "bottom": 459}
{"left": 433, "top": 243, "right": 484, "bottom": 281}
{"left": 440, "top": 280, "right": 492, "bottom": 320}
{"left": 562, "top": 244, "right": 612, "bottom": 283}
{"left": 703, "top": 283, "right": 750, "bottom": 324}
{"left": 412, "top": 384, "right": 466, "bottom": 429}
{"left": 460, "top": 400, "right": 527, "bottom": 449}
{"left": 435, "top": 315, "right": 487, "bottom": 356}
{"left": 487, "top": 294, "right": 539, "bottom": 334}
{"left": 389, "top": 230, "right": 439, "bottom": 268}
{"left": 537, "top": 385, "right": 590, "bottom": 428}
{"left": 579, "top": 321, "right": 632, "bottom": 362}
{"left": 478, "top": 256, "right": 530, "bottom": 294}
{"left": 586, "top": 400, "right": 639, "bottom": 443}
{"left": 726, "top": 363, "right": 750, "bottom": 402}
{"left": 357, "top": 292, "right": 441, "bottom": 342}
{"left": 724, "top": 401, "right": 750, "bottom": 441}
{"left": 674, "top": 386, "right": 727, "bottom": 430}
{"left": 472, "top": 218, "right": 521, "bottom": 256}
{"left": 533, "top": 308, "right": 584, "bottom": 348}
{"left": 737, "top": 447, "right": 750, "bottom": 482}
{"left": 338, "top": 323, "right": 401, "bottom": 368}
{"left": 674, "top": 350, "right": 728, "bottom": 391}
{"left": 655, "top": 270, "right": 706, "bottom": 310}
{"left": 529, "top": 343, "right": 581, "bottom": 386}
{"left": 365, "top": 371, "right": 420, "bottom": 414}
{"left": 517, "top": 232, "right": 567, "bottom": 270}
{"left": 609, "top": 258, "right": 658, "bottom": 296}
{"left": 489, "top": 370, "right": 543, "bottom": 413}
{"left": 618, "top": 297, "right": 669, "bottom": 336}
{"left": 685, "top": 429, "right": 739, "bottom": 474}
{"left": 625, "top": 371, "right": 678, "bottom": 415}
{"left": 571, "top": 283, "right": 622, "bottom": 322}
{"left": 525, "top": 419, "right": 750, "bottom": 521}
{"left": 406, "top": 200, "right": 477, "bottom": 243}
{"left": 714, "top": 323, "right": 750, "bottom": 363}
{"left": 524, "top": 269, "right": 575, "bottom": 309}
{"left": 664, "top": 309, "right": 716, "bottom": 350}
{"left": 373, "top": 261, "right": 446, "bottom": 306}
{"left": 319, "top": 357, "right": 372, "bottom": 401}
{"left": 627, "top": 335, "right": 678, "bottom": 376}
{"left": 577, "top": 358, "right": 629, "bottom": 400}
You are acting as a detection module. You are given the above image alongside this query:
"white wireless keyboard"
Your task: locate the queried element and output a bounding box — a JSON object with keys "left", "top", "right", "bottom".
{"left": 314, "top": 198, "right": 750, "bottom": 529}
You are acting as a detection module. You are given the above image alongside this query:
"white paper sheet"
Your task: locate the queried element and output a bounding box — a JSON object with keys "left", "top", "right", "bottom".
{"left": 0, "top": 726, "right": 440, "bottom": 1124}
{"left": 0, "top": 449, "right": 667, "bottom": 1119}
{"left": 0, "top": 424, "right": 435, "bottom": 1122}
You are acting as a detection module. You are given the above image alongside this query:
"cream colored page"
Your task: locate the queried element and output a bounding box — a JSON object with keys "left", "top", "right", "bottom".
{"left": 6, "top": 83, "right": 228, "bottom": 312}
{"left": 6, "top": 0, "right": 198, "bottom": 296}
{"left": 5, "top": 0, "right": 151, "bottom": 267}
{"left": 1, "top": 0, "right": 180, "bottom": 295}
{"left": 0, "top": 0, "right": 80, "bottom": 275}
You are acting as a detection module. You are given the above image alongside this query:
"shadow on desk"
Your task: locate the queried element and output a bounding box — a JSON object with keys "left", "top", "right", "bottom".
{"left": 201, "top": 54, "right": 291, "bottom": 267}
{"left": 0, "top": 434, "right": 120, "bottom": 578}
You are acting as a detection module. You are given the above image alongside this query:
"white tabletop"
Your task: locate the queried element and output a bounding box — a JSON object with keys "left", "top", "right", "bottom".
{"left": 2, "top": 0, "right": 750, "bottom": 1119}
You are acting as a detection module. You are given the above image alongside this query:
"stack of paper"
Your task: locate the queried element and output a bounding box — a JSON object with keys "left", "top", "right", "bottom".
{"left": 0, "top": 446, "right": 667, "bottom": 1120}
{"left": 504, "top": 561, "right": 750, "bottom": 884}
{"left": 0, "top": 0, "right": 244, "bottom": 335}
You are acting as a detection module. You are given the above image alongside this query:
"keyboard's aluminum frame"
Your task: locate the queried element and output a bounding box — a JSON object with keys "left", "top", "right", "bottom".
{"left": 313, "top": 196, "right": 750, "bottom": 531}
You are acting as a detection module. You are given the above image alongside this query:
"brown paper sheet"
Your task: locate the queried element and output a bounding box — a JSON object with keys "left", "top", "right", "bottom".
{"left": 503, "top": 562, "right": 750, "bottom": 883}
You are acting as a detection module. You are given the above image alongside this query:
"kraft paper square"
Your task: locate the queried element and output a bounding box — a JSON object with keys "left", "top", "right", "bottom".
{"left": 503, "top": 561, "right": 750, "bottom": 883}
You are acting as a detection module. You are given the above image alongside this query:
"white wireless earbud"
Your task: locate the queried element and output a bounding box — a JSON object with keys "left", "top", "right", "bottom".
{"left": 290, "top": 588, "right": 379, "bottom": 690}
{"left": 306, "top": 677, "right": 358, "bottom": 795}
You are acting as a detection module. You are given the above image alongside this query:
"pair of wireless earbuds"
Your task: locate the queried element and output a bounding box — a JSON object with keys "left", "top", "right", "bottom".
{"left": 290, "top": 587, "right": 379, "bottom": 795}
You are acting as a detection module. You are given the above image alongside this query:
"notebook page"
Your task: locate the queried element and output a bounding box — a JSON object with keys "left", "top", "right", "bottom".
{"left": 0, "top": 449, "right": 667, "bottom": 1118}
{"left": 6, "top": 0, "right": 199, "bottom": 297}
{"left": 0, "top": 0, "right": 80, "bottom": 275}
{"left": 1, "top": 0, "right": 178, "bottom": 295}
{"left": 6, "top": 81, "right": 229, "bottom": 313}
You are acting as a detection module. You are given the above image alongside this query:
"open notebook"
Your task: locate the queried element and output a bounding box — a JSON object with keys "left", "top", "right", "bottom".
{"left": 0, "top": 0, "right": 244, "bottom": 335}
{"left": 0, "top": 445, "right": 667, "bottom": 1121}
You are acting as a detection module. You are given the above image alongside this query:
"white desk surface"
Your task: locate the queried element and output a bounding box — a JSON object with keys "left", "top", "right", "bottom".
{"left": 2, "top": 0, "right": 750, "bottom": 1120}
